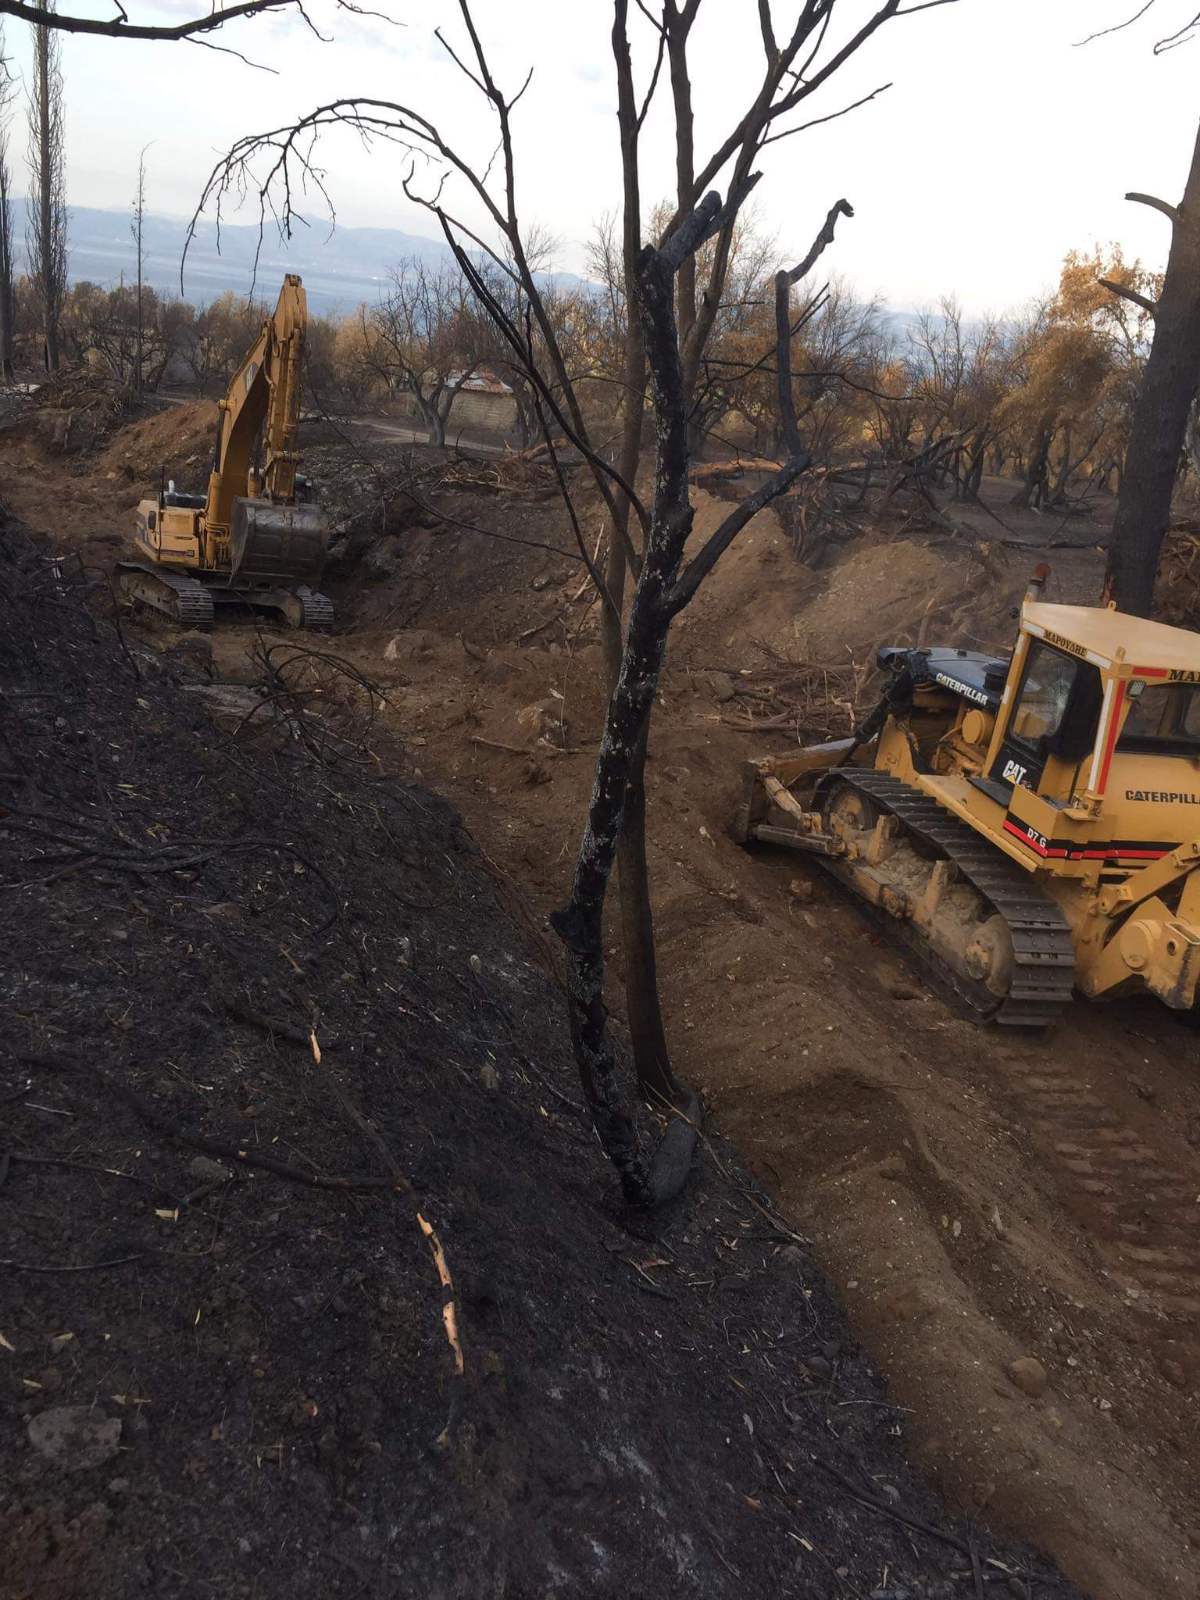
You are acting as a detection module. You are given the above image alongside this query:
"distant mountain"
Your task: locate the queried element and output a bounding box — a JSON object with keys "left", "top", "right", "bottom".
{"left": 24, "top": 202, "right": 590, "bottom": 315}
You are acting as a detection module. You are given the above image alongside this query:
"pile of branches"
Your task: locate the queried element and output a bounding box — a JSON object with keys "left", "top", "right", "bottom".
{"left": 774, "top": 473, "right": 868, "bottom": 564}
{"left": 238, "top": 638, "right": 390, "bottom": 768}
{"left": 694, "top": 449, "right": 967, "bottom": 562}
{"left": 0, "top": 365, "right": 151, "bottom": 455}
{"left": 1154, "top": 519, "right": 1200, "bottom": 630}
{"left": 436, "top": 449, "right": 562, "bottom": 500}
{"left": 719, "top": 646, "right": 867, "bottom": 742}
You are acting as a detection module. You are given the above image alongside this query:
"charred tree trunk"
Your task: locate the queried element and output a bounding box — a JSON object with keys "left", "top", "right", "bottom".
{"left": 1104, "top": 123, "right": 1200, "bottom": 615}
{"left": 608, "top": 0, "right": 679, "bottom": 1111}
{"left": 413, "top": 386, "right": 447, "bottom": 447}
{"left": 27, "top": 0, "right": 65, "bottom": 375}
{"left": 551, "top": 192, "right": 811, "bottom": 1203}
{"left": 0, "top": 99, "right": 15, "bottom": 383}
{"left": 775, "top": 202, "right": 853, "bottom": 460}
{"left": 960, "top": 435, "right": 987, "bottom": 501}
{"left": 1011, "top": 421, "right": 1052, "bottom": 510}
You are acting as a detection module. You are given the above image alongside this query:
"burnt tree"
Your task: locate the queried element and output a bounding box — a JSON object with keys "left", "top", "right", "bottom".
{"left": 550, "top": 188, "right": 813, "bottom": 1203}
{"left": 0, "top": 32, "right": 16, "bottom": 382}
{"left": 26, "top": 0, "right": 66, "bottom": 374}
{"left": 1102, "top": 121, "right": 1200, "bottom": 615}
{"left": 189, "top": 0, "right": 961, "bottom": 1202}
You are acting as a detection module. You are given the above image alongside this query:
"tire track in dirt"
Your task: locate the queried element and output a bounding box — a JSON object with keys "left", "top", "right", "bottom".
{"left": 993, "top": 1044, "right": 1200, "bottom": 1321}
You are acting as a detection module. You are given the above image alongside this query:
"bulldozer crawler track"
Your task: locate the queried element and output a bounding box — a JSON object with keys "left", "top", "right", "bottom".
{"left": 819, "top": 769, "right": 1076, "bottom": 1028}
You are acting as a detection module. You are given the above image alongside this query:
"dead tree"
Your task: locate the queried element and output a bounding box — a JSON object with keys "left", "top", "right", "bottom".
{"left": 26, "top": 0, "right": 67, "bottom": 374}
{"left": 361, "top": 261, "right": 482, "bottom": 448}
{"left": 550, "top": 188, "right": 813, "bottom": 1203}
{"left": 776, "top": 200, "right": 854, "bottom": 455}
{"left": 1101, "top": 120, "right": 1200, "bottom": 614}
{"left": 0, "top": 30, "right": 17, "bottom": 383}
{"left": 131, "top": 145, "right": 150, "bottom": 397}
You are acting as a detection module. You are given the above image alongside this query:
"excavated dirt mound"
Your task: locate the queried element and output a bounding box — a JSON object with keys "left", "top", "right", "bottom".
{"left": 97, "top": 399, "right": 219, "bottom": 486}
{"left": 0, "top": 515, "right": 1078, "bottom": 1600}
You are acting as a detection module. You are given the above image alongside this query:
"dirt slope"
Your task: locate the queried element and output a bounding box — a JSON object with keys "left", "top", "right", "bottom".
{"left": 274, "top": 475, "right": 1195, "bottom": 1600}
{"left": 0, "top": 513, "right": 1079, "bottom": 1600}
{"left": 4, "top": 404, "right": 1198, "bottom": 1598}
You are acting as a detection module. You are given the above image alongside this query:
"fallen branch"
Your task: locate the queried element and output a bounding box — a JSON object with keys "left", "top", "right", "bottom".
{"left": 305, "top": 1032, "right": 465, "bottom": 1444}
{"left": 225, "top": 998, "right": 318, "bottom": 1048}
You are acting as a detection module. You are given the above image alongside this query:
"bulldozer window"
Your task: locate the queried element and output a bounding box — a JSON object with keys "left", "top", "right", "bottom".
{"left": 1009, "top": 641, "right": 1100, "bottom": 760}
{"left": 1119, "top": 683, "right": 1200, "bottom": 754}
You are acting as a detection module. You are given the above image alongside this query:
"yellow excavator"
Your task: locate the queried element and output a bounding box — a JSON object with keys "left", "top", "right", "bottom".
{"left": 118, "top": 275, "right": 333, "bottom": 630}
{"left": 735, "top": 569, "right": 1200, "bottom": 1026}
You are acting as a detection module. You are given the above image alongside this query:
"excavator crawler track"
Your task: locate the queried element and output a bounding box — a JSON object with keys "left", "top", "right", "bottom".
{"left": 117, "top": 563, "right": 215, "bottom": 629}
{"left": 819, "top": 768, "right": 1076, "bottom": 1028}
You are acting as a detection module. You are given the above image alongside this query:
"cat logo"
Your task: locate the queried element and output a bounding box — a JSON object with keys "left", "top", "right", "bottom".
{"left": 1002, "top": 758, "right": 1029, "bottom": 787}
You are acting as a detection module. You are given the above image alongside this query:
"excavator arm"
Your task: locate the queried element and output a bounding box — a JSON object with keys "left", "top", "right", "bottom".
{"left": 205, "top": 274, "right": 307, "bottom": 541}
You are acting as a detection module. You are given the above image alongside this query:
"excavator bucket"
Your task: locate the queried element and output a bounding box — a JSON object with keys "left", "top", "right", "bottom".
{"left": 229, "top": 496, "right": 328, "bottom": 586}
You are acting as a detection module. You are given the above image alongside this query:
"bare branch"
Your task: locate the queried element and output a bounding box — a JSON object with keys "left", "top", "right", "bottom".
{"left": 1153, "top": 7, "right": 1200, "bottom": 49}
{"left": 785, "top": 197, "right": 854, "bottom": 285}
{"left": 1099, "top": 276, "right": 1159, "bottom": 318}
{"left": 665, "top": 452, "right": 812, "bottom": 615}
{"left": 775, "top": 198, "right": 853, "bottom": 455}
{"left": 661, "top": 172, "right": 762, "bottom": 271}
{"left": 757, "top": 0, "right": 777, "bottom": 61}
{"left": 0, "top": 0, "right": 398, "bottom": 39}
{"left": 1074, "top": 0, "right": 1156, "bottom": 45}
{"left": 635, "top": 15, "right": 667, "bottom": 129}
{"left": 632, "top": 0, "right": 663, "bottom": 32}
{"left": 763, "top": 82, "right": 891, "bottom": 146}
{"left": 189, "top": 33, "right": 277, "bottom": 70}
{"left": 1126, "top": 190, "right": 1181, "bottom": 225}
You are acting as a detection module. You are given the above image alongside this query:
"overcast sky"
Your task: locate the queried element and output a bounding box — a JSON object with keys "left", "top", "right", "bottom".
{"left": 4, "top": 0, "right": 1197, "bottom": 313}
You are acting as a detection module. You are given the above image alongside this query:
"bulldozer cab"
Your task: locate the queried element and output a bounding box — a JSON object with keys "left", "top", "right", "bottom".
{"left": 976, "top": 602, "right": 1200, "bottom": 869}
{"left": 985, "top": 631, "right": 1104, "bottom": 801}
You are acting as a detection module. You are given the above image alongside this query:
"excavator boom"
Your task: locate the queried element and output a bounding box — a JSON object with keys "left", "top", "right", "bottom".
{"left": 207, "top": 274, "right": 306, "bottom": 537}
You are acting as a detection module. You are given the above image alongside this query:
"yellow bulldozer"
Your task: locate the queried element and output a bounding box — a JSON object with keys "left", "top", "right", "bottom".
{"left": 118, "top": 274, "right": 333, "bottom": 631}
{"left": 735, "top": 569, "right": 1200, "bottom": 1026}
